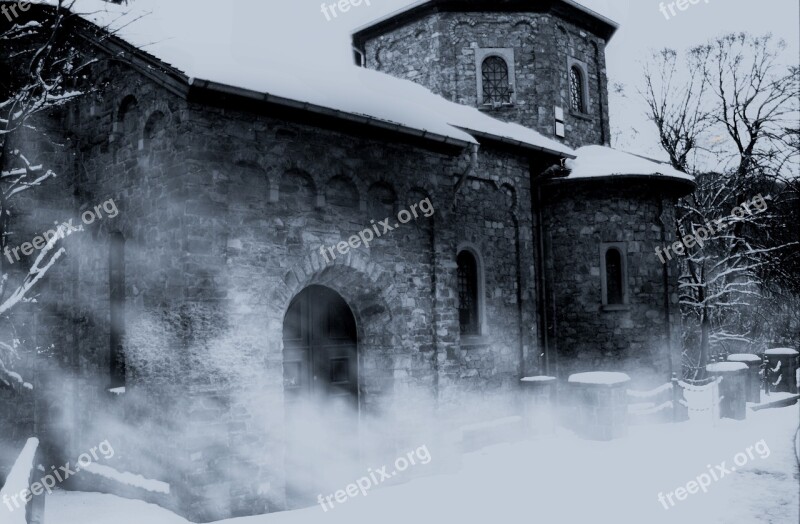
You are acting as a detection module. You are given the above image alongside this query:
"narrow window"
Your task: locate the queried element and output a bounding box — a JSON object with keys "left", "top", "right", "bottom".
{"left": 570, "top": 66, "right": 585, "bottom": 113}
{"left": 605, "top": 248, "right": 624, "bottom": 305}
{"left": 457, "top": 251, "right": 480, "bottom": 335}
{"left": 109, "top": 232, "right": 126, "bottom": 387}
{"left": 482, "top": 56, "right": 512, "bottom": 106}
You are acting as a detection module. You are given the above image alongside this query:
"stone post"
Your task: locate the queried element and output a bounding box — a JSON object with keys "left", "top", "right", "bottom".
{"left": 671, "top": 372, "right": 688, "bottom": 422}
{"left": 567, "top": 372, "right": 630, "bottom": 441}
{"left": 763, "top": 348, "right": 799, "bottom": 394}
{"left": 519, "top": 376, "right": 557, "bottom": 435}
{"left": 727, "top": 354, "right": 762, "bottom": 403}
{"left": 28, "top": 444, "right": 46, "bottom": 524}
{"left": 706, "top": 362, "right": 747, "bottom": 420}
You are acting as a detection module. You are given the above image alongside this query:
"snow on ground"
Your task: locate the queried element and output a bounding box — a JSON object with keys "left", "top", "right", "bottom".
{"left": 46, "top": 491, "right": 190, "bottom": 524}
{"left": 82, "top": 462, "right": 170, "bottom": 494}
{"left": 46, "top": 406, "right": 799, "bottom": 524}
{"left": 707, "top": 362, "right": 749, "bottom": 372}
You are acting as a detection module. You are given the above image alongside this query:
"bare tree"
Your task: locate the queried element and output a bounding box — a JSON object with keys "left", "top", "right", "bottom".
{"left": 641, "top": 48, "right": 715, "bottom": 172}
{"left": 0, "top": 1, "right": 98, "bottom": 390}
{"left": 640, "top": 33, "right": 799, "bottom": 377}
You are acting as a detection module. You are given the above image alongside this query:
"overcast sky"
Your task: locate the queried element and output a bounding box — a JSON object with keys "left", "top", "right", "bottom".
{"left": 233, "top": 0, "right": 798, "bottom": 159}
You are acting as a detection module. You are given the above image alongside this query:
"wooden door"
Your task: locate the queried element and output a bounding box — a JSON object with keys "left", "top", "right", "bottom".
{"left": 282, "top": 285, "right": 359, "bottom": 505}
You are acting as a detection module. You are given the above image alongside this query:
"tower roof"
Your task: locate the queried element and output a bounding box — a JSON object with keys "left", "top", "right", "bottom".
{"left": 352, "top": 0, "right": 619, "bottom": 46}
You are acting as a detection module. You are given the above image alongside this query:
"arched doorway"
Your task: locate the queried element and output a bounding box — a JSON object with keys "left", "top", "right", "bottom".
{"left": 282, "top": 285, "right": 359, "bottom": 506}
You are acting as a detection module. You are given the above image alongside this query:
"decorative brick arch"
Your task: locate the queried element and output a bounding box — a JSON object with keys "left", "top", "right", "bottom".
{"left": 141, "top": 109, "right": 169, "bottom": 146}
{"left": 278, "top": 166, "right": 319, "bottom": 208}
{"left": 270, "top": 251, "right": 419, "bottom": 424}
{"left": 270, "top": 249, "right": 400, "bottom": 347}
{"left": 366, "top": 169, "right": 402, "bottom": 191}
{"left": 449, "top": 18, "right": 477, "bottom": 43}
{"left": 281, "top": 160, "right": 325, "bottom": 207}
{"left": 512, "top": 16, "right": 539, "bottom": 45}
{"left": 233, "top": 153, "right": 277, "bottom": 202}
{"left": 112, "top": 95, "right": 139, "bottom": 149}
{"left": 373, "top": 45, "right": 384, "bottom": 70}
{"left": 231, "top": 150, "right": 263, "bottom": 167}
{"left": 324, "top": 171, "right": 364, "bottom": 211}
{"left": 555, "top": 22, "right": 573, "bottom": 53}
{"left": 512, "top": 17, "right": 537, "bottom": 30}
{"left": 405, "top": 183, "right": 436, "bottom": 207}
{"left": 140, "top": 98, "right": 174, "bottom": 138}
{"left": 115, "top": 94, "right": 139, "bottom": 125}
{"left": 367, "top": 180, "right": 398, "bottom": 215}
{"left": 499, "top": 182, "right": 518, "bottom": 212}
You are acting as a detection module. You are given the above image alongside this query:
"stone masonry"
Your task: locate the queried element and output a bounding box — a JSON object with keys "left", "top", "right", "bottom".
{"left": 354, "top": 6, "right": 613, "bottom": 147}
{"left": 0, "top": 1, "right": 689, "bottom": 521}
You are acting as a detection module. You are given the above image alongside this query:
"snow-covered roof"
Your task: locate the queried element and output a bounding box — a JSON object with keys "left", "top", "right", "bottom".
{"left": 27, "top": 0, "right": 573, "bottom": 157}
{"left": 520, "top": 375, "right": 557, "bottom": 382}
{"left": 727, "top": 353, "right": 762, "bottom": 362}
{"left": 706, "top": 362, "right": 748, "bottom": 373}
{"left": 764, "top": 348, "right": 799, "bottom": 356}
{"left": 565, "top": 145, "right": 694, "bottom": 183}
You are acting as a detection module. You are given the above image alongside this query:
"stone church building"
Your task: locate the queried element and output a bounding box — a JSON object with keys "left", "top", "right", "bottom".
{"left": 3, "top": 0, "right": 693, "bottom": 520}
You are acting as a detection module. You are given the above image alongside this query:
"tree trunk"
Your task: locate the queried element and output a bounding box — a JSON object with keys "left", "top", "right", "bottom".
{"left": 699, "top": 307, "right": 710, "bottom": 378}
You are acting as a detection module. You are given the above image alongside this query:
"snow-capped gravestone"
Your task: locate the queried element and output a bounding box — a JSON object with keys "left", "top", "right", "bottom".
{"left": 567, "top": 372, "right": 630, "bottom": 441}
{"left": 727, "top": 354, "right": 762, "bottom": 403}
{"left": 706, "top": 362, "right": 748, "bottom": 420}
{"left": 763, "top": 348, "right": 799, "bottom": 394}
{"left": 519, "top": 376, "right": 557, "bottom": 435}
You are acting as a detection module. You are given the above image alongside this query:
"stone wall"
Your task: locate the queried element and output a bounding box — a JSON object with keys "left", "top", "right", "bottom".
{"left": 5, "top": 49, "right": 540, "bottom": 519}
{"left": 0, "top": 8, "right": 689, "bottom": 520}
{"left": 541, "top": 180, "right": 683, "bottom": 387}
{"left": 361, "top": 11, "right": 611, "bottom": 148}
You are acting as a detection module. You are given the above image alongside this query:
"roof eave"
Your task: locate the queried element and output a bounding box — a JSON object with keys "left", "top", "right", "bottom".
{"left": 72, "top": 5, "right": 576, "bottom": 159}
{"left": 458, "top": 127, "right": 576, "bottom": 159}
{"left": 352, "top": 0, "right": 619, "bottom": 47}
{"left": 551, "top": 172, "right": 697, "bottom": 195}
{"left": 187, "top": 77, "right": 475, "bottom": 151}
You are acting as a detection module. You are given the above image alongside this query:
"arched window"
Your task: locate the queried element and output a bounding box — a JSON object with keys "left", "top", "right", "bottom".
{"left": 457, "top": 250, "right": 481, "bottom": 335}
{"left": 570, "top": 66, "right": 585, "bottom": 113}
{"left": 109, "top": 232, "right": 126, "bottom": 387}
{"left": 482, "top": 56, "right": 512, "bottom": 106}
{"left": 600, "top": 243, "right": 628, "bottom": 308}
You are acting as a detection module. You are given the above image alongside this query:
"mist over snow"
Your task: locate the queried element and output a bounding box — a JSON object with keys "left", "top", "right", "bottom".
{"left": 1, "top": 1, "right": 797, "bottom": 524}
